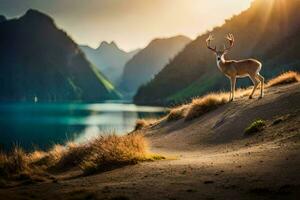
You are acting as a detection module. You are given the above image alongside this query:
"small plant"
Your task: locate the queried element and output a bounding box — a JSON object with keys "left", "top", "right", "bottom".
{"left": 244, "top": 119, "right": 266, "bottom": 135}
{"left": 144, "top": 154, "right": 166, "bottom": 161}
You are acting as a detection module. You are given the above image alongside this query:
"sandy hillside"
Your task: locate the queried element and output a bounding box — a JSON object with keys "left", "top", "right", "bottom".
{"left": 1, "top": 83, "right": 300, "bottom": 200}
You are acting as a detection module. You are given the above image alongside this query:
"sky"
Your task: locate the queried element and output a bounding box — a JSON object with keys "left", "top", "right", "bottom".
{"left": 0, "top": 0, "right": 252, "bottom": 51}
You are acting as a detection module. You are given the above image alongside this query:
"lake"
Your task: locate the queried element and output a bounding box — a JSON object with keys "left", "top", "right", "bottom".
{"left": 0, "top": 103, "right": 167, "bottom": 151}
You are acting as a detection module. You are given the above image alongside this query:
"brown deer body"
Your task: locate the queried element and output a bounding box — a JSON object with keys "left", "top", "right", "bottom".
{"left": 206, "top": 34, "right": 264, "bottom": 101}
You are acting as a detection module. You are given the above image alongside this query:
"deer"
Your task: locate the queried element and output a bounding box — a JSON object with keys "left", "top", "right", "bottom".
{"left": 206, "top": 34, "right": 264, "bottom": 101}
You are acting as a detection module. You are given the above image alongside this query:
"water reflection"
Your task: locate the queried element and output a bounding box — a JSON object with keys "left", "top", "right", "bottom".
{"left": 0, "top": 103, "right": 167, "bottom": 151}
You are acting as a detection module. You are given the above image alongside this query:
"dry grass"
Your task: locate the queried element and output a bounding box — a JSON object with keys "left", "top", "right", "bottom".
{"left": 267, "top": 71, "right": 300, "bottom": 87}
{"left": 32, "top": 144, "right": 65, "bottom": 168}
{"left": 185, "top": 92, "right": 228, "bottom": 121}
{"left": 28, "top": 150, "right": 47, "bottom": 163}
{"left": 166, "top": 92, "right": 238, "bottom": 122}
{"left": 0, "top": 134, "right": 162, "bottom": 180}
{"left": 166, "top": 90, "right": 252, "bottom": 122}
{"left": 0, "top": 146, "right": 33, "bottom": 180}
{"left": 53, "top": 143, "right": 91, "bottom": 171}
{"left": 134, "top": 118, "right": 159, "bottom": 130}
{"left": 166, "top": 105, "right": 188, "bottom": 122}
{"left": 80, "top": 134, "right": 148, "bottom": 174}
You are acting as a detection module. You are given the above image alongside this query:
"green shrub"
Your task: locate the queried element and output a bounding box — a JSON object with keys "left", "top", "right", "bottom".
{"left": 244, "top": 119, "right": 266, "bottom": 135}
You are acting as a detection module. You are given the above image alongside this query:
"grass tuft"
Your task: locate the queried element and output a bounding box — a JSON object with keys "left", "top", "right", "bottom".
{"left": 0, "top": 147, "right": 29, "bottom": 177}
{"left": 244, "top": 119, "right": 266, "bottom": 135}
{"left": 134, "top": 119, "right": 157, "bottom": 131}
{"left": 80, "top": 134, "right": 148, "bottom": 174}
{"left": 267, "top": 71, "right": 300, "bottom": 87}
{"left": 185, "top": 92, "right": 228, "bottom": 121}
{"left": 167, "top": 105, "right": 188, "bottom": 121}
{"left": 53, "top": 143, "right": 91, "bottom": 171}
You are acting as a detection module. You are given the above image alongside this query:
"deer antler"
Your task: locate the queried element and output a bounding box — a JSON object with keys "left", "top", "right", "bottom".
{"left": 206, "top": 34, "right": 217, "bottom": 53}
{"left": 223, "top": 33, "right": 234, "bottom": 52}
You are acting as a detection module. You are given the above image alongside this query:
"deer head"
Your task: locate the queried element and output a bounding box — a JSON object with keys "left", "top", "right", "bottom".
{"left": 206, "top": 33, "right": 235, "bottom": 61}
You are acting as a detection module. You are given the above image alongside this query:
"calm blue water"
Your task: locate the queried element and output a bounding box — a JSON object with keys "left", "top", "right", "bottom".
{"left": 0, "top": 103, "right": 167, "bottom": 151}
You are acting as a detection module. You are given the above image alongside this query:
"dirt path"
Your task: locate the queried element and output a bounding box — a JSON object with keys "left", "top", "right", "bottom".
{"left": 1, "top": 83, "right": 299, "bottom": 200}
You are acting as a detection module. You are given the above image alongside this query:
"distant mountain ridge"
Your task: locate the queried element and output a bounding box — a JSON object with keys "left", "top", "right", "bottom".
{"left": 80, "top": 42, "right": 140, "bottom": 85}
{"left": 119, "top": 35, "right": 191, "bottom": 98}
{"left": 0, "top": 9, "right": 120, "bottom": 102}
{"left": 134, "top": 0, "right": 300, "bottom": 105}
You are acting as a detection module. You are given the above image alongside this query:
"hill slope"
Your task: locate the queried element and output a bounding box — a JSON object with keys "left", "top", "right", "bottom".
{"left": 148, "top": 82, "right": 300, "bottom": 150}
{"left": 80, "top": 42, "right": 139, "bottom": 85}
{"left": 134, "top": 0, "right": 300, "bottom": 105}
{"left": 119, "top": 35, "right": 191, "bottom": 98}
{"left": 0, "top": 10, "right": 120, "bottom": 102}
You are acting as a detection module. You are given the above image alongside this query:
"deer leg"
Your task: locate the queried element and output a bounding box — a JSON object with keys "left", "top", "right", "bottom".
{"left": 257, "top": 74, "right": 265, "bottom": 98}
{"left": 231, "top": 77, "right": 236, "bottom": 101}
{"left": 229, "top": 78, "right": 232, "bottom": 101}
{"left": 249, "top": 75, "right": 259, "bottom": 99}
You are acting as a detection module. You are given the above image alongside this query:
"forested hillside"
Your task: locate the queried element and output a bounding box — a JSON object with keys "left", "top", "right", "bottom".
{"left": 0, "top": 10, "right": 120, "bottom": 102}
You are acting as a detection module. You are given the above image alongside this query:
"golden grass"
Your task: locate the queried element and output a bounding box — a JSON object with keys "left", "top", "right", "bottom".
{"left": 32, "top": 144, "right": 65, "bottom": 168}
{"left": 166, "top": 89, "right": 252, "bottom": 122}
{"left": 80, "top": 134, "right": 148, "bottom": 174}
{"left": 267, "top": 71, "right": 300, "bottom": 87}
{"left": 53, "top": 143, "right": 91, "bottom": 171}
{"left": 134, "top": 118, "right": 159, "bottom": 130}
{"left": 185, "top": 92, "right": 228, "bottom": 121}
{"left": 166, "top": 105, "right": 188, "bottom": 121}
{"left": 28, "top": 150, "right": 47, "bottom": 163}
{"left": 0, "top": 133, "right": 163, "bottom": 180}
{"left": 166, "top": 92, "right": 237, "bottom": 122}
{"left": 0, "top": 146, "right": 30, "bottom": 179}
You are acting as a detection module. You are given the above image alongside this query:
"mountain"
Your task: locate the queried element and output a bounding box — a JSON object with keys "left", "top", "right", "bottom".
{"left": 0, "top": 9, "right": 120, "bottom": 102}
{"left": 119, "top": 35, "right": 191, "bottom": 98}
{"left": 134, "top": 0, "right": 300, "bottom": 105}
{"left": 80, "top": 42, "right": 139, "bottom": 85}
